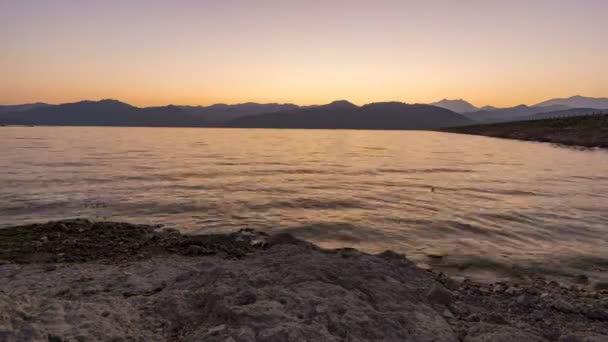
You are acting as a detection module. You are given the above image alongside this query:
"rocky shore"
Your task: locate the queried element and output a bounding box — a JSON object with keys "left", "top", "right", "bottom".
{"left": 443, "top": 114, "right": 608, "bottom": 148}
{"left": 1, "top": 220, "right": 607, "bottom": 341}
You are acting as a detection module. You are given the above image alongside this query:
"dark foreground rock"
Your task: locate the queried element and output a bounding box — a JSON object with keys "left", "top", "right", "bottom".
{"left": 0, "top": 220, "right": 607, "bottom": 341}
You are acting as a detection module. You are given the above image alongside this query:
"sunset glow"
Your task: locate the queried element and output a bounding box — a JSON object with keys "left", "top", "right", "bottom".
{"left": 1, "top": 0, "right": 606, "bottom": 107}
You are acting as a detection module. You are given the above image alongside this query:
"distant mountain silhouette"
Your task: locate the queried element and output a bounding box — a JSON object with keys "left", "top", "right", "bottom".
{"left": 175, "top": 103, "right": 298, "bottom": 122}
{"left": 229, "top": 101, "right": 473, "bottom": 129}
{"left": 0, "top": 100, "right": 205, "bottom": 127}
{"left": 521, "top": 108, "right": 605, "bottom": 121}
{"left": 2, "top": 96, "right": 607, "bottom": 128}
{"left": 0, "top": 102, "right": 50, "bottom": 114}
{"left": 0, "top": 100, "right": 298, "bottom": 127}
{"left": 534, "top": 95, "right": 608, "bottom": 109}
{"left": 464, "top": 104, "right": 571, "bottom": 123}
{"left": 431, "top": 99, "right": 478, "bottom": 113}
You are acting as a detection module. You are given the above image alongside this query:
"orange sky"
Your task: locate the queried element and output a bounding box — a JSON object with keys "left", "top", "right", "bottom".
{"left": 1, "top": 0, "right": 607, "bottom": 107}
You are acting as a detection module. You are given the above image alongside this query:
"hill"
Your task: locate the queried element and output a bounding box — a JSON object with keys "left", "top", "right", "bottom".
{"left": 464, "top": 104, "right": 571, "bottom": 123}
{"left": 534, "top": 95, "right": 608, "bottom": 109}
{"left": 229, "top": 101, "right": 473, "bottom": 130}
{"left": 0, "top": 103, "right": 50, "bottom": 114}
{"left": 431, "top": 99, "right": 478, "bottom": 113}
{"left": 0, "top": 100, "right": 206, "bottom": 127}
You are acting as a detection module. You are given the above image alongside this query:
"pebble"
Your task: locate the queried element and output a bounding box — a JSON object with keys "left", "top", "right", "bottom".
{"left": 442, "top": 309, "right": 455, "bottom": 319}
{"left": 207, "top": 324, "right": 227, "bottom": 335}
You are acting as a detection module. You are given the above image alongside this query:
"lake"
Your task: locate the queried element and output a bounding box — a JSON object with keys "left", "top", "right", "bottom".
{"left": 2, "top": 126, "right": 608, "bottom": 283}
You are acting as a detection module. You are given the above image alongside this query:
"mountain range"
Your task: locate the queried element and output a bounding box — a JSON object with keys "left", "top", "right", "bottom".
{"left": 1, "top": 95, "right": 606, "bottom": 129}
{"left": 431, "top": 96, "right": 608, "bottom": 123}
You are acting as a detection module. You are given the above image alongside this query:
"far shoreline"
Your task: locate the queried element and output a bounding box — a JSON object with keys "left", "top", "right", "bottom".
{"left": 442, "top": 114, "right": 608, "bottom": 149}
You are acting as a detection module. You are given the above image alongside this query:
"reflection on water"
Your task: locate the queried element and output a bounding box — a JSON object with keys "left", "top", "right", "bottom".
{"left": 1, "top": 126, "right": 608, "bottom": 283}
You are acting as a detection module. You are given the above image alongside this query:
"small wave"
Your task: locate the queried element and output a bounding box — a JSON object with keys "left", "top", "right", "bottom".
{"left": 245, "top": 198, "right": 365, "bottom": 211}
{"left": 377, "top": 168, "right": 475, "bottom": 174}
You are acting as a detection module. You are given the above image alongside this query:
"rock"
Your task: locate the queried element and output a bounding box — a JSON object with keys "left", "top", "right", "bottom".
{"left": 574, "top": 275, "right": 589, "bottom": 284}
{"left": 43, "top": 264, "right": 57, "bottom": 272}
{"left": 235, "top": 288, "right": 257, "bottom": 306}
{"left": 505, "top": 286, "right": 522, "bottom": 296}
{"left": 465, "top": 313, "right": 481, "bottom": 322}
{"left": 493, "top": 284, "right": 506, "bottom": 293}
{"left": 542, "top": 327, "right": 561, "bottom": 341}
{"left": 464, "top": 323, "right": 546, "bottom": 342}
{"left": 206, "top": 324, "right": 227, "bottom": 336}
{"left": 483, "top": 313, "right": 507, "bottom": 325}
{"left": 47, "top": 334, "right": 63, "bottom": 342}
{"left": 559, "top": 335, "right": 582, "bottom": 342}
{"left": 584, "top": 308, "right": 608, "bottom": 321}
{"left": 235, "top": 327, "right": 256, "bottom": 342}
{"left": 516, "top": 294, "right": 537, "bottom": 308}
{"left": 552, "top": 299, "right": 575, "bottom": 313}
{"left": 187, "top": 245, "right": 204, "bottom": 255}
{"left": 442, "top": 309, "right": 455, "bottom": 319}
{"left": 427, "top": 283, "right": 453, "bottom": 307}
{"left": 530, "top": 309, "right": 546, "bottom": 321}
{"left": 594, "top": 282, "right": 608, "bottom": 291}
{"left": 0, "top": 259, "right": 10, "bottom": 266}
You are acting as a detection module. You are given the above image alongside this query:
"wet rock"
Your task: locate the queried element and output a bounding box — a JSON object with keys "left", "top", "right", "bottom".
{"left": 427, "top": 283, "right": 453, "bottom": 307}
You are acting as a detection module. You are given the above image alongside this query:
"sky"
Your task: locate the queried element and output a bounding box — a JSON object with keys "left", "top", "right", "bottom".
{"left": 1, "top": 0, "right": 607, "bottom": 107}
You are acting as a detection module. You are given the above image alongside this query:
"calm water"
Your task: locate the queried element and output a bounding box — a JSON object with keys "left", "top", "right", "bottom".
{"left": 2, "top": 127, "right": 608, "bottom": 283}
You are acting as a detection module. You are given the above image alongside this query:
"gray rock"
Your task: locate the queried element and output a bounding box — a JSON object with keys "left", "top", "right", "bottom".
{"left": 442, "top": 309, "right": 455, "bottom": 319}
{"left": 584, "top": 308, "right": 608, "bottom": 321}
{"left": 552, "top": 299, "right": 575, "bottom": 313}
{"left": 235, "top": 288, "right": 257, "bottom": 306}
{"left": 516, "top": 293, "right": 537, "bottom": 308}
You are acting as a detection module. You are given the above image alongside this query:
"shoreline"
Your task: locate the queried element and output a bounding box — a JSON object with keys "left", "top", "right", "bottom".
{"left": 442, "top": 114, "right": 608, "bottom": 149}
{"left": 1, "top": 219, "right": 608, "bottom": 341}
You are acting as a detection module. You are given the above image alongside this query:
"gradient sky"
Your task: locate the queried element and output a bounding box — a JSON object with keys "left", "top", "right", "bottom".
{"left": 1, "top": 0, "right": 607, "bottom": 107}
